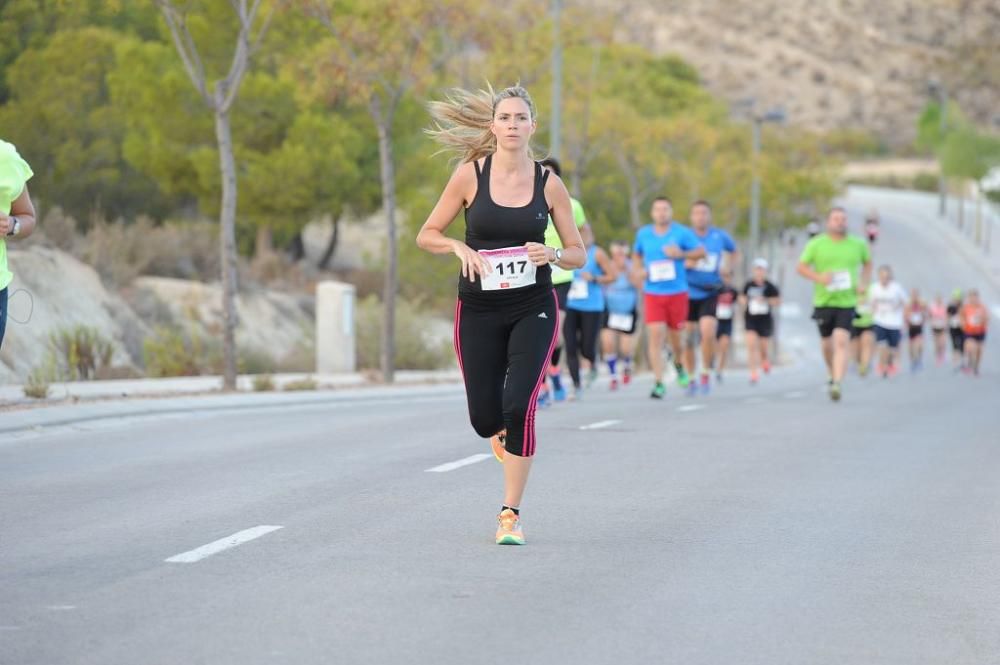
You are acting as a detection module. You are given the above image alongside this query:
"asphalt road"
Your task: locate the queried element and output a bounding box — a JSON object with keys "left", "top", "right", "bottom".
{"left": 1, "top": 189, "right": 998, "bottom": 665}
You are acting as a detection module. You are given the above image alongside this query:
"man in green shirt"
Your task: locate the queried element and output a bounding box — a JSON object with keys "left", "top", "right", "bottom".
{"left": 539, "top": 158, "right": 587, "bottom": 404}
{"left": 797, "top": 206, "right": 872, "bottom": 401}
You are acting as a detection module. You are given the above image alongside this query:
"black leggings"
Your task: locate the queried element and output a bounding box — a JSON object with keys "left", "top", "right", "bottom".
{"left": 454, "top": 292, "right": 558, "bottom": 457}
{"left": 0, "top": 287, "right": 7, "bottom": 349}
{"left": 563, "top": 308, "right": 602, "bottom": 387}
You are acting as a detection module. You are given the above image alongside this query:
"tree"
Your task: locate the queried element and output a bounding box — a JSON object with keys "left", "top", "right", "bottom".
{"left": 300, "top": 0, "right": 475, "bottom": 382}
{"left": 0, "top": 27, "right": 167, "bottom": 221}
{"left": 152, "top": 0, "right": 277, "bottom": 390}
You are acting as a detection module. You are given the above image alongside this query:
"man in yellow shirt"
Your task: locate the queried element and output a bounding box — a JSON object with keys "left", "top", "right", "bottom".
{"left": 539, "top": 158, "right": 588, "bottom": 405}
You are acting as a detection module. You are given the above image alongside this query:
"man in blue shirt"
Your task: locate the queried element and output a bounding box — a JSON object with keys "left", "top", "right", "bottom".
{"left": 631, "top": 196, "right": 706, "bottom": 399}
{"left": 683, "top": 200, "right": 738, "bottom": 395}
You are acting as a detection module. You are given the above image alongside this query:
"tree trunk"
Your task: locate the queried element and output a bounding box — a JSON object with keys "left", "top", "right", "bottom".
{"left": 255, "top": 225, "right": 273, "bottom": 259}
{"left": 375, "top": 106, "right": 397, "bottom": 383}
{"left": 317, "top": 214, "right": 341, "bottom": 270}
{"left": 215, "top": 105, "right": 240, "bottom": 390}
{"left": 288, "top": 232, "right": 305, "bottom": 262}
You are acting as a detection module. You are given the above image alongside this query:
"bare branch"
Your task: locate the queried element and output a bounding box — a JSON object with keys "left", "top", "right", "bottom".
{"left": 219, "top": 0, "right": 277, "bottom": 111}
{"left": 154, "top": 0, "right": 212, "bottom": 107}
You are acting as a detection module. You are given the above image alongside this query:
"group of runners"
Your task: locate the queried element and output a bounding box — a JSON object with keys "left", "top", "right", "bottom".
{"left": 798, "top": 208, "right": 990, "bottom": 399}
{"left": 850, "top": 276, "right": 990, "bottom": 378}
{"left": 532, "top": 189, "right": 785, "bottom": 403}
{"left": 418, "top": 84, "right": 991, "bottom": 545}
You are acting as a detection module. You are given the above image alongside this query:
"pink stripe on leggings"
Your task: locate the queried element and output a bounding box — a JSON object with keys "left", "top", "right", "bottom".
{"left": 523, "top": 290, "right": 560, "bottom": 456}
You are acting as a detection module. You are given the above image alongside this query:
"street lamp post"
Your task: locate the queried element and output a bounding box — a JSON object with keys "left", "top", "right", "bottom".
{"left": 748, "top": 108, "right": 786, "bottom": 262}
{"left": 550, "top": 0, "right": 562, "bottom": 160}
{"left": 928, "top": 80, "right": 948, "bottom": 218}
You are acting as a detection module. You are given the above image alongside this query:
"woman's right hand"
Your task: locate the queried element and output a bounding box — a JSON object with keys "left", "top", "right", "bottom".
{"left": 453, "top": 241, "right": 492, "bottom": 282}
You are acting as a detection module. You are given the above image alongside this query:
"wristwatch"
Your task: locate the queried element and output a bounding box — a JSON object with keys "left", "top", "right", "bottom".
{"left": 550, "top": 248, "right": 563, "bottom": 264}
{"left": 6, "top": 216, "right": 19, "bottom": 237}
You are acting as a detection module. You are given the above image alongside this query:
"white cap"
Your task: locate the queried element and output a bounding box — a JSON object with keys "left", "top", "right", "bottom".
{"left": 752, "top": 258, "right": 769, "bottom": 270}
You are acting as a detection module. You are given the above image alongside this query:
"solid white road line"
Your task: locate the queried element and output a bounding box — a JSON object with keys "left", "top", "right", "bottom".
{"left": 784, "top": 391, "right": 806, "bottom": 399}
{"left": 425, "top": 453, "right": 493, "bottom": 473}
{"left": 677, "top": 404, "right": 706, "bottom": 412}
{"left": 579, "top": 419, "right": 622, "bottom": 430}
{"left": 165, "top": 525, "right": 283, "bottom": 563}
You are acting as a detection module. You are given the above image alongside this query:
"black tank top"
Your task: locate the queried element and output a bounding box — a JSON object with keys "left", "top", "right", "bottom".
{"left": 459, "top": 154, "right": 552, "bottom": 307}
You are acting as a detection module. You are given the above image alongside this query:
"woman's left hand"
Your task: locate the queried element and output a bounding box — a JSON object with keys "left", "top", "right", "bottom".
{"left": 525, "top": 242, "right": 553, "bottom": 266}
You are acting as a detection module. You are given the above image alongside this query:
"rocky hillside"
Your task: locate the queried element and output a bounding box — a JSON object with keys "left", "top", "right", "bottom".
{"left": 0, "top": 247, "right": 315, "bottom": 384}
{"left": 599, "top": 0, "right": 999, "bottom": 144}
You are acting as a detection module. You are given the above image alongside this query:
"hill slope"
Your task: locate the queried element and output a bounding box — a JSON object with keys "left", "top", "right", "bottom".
{"left": 599, "top": 0, "right": 999, "bottom": 143}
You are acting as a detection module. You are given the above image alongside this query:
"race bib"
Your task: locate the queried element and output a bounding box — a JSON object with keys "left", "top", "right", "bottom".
{"left": 856, "top": 303, "right": 872, "bottom": 316}
{"left": 478, "top": 247, "right": 536, "bottom": 291}
{"left": 949, "top": 315, "right": 961, "bottom": 328}
{"left": 692, "top": 253, "right": 719, "bottom": 272}
{"left": 908, "top": 313, "right": 923, "bottom": 326}
{"left": 826, "top": 270, "right": 852, "bottom": 292}
{"left": 648, "top": 259, "right": 676, "bottom": 283}
{"left": 716, "top": 303, "right": 733, "bottom": 320}
{"left": 607, "top": 312, "right": 634, "bottom": 332}
{"left": 748, "top": 299, "right": 770, "bottom": 316}
{"left": 568, "top": 278, "right": 589, "bottom": 301}
{"left": 969, "top": 313, "right": 984, "bottom": 327}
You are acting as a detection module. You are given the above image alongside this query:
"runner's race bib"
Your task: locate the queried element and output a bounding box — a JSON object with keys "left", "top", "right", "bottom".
{"left": 826, "top": 270, "right": 852, "bottom": 292}
{"left": 648, "top": 259, "right": 677, "bottom": 283}
{"left": 716, "top": 303, "right": 733, "bottom": 320}
{"left": 949, "top": 315, "right": 961, "bottom": 328}
{"left": 748, "top": 299, "right": 770, "bottom": 316}
{"left": 909, "top": 313, "right": 923, "bottom": 326}
{"left": 607, "top": 312, "right": 634, "bottom": 332}
{"left": 478, "top": 246, "right": 536, "bottom": 291}
{"left": 568, "top": 278, "right": 589, "bottom": 301}
{"left": 969, "top": 313, "right": 984, "bottom": 327}
{"left": 692, "top": 253, "right": 719, "bottom": 272}
{"left": 856, "top": 302, "right": 872, "bottom": 316}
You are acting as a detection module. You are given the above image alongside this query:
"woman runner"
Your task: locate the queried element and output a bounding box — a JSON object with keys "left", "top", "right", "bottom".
{"left": 904, "top": 288, "right": 926, "bottom": 371}
{"left": 928, "top": 294, "right": 948, "bottom": 365}
{"left": 0, "top": 140, "right": 37, "bottom": 349}
{"left": 417, "top": 85, "right": 585, "bottom": 545}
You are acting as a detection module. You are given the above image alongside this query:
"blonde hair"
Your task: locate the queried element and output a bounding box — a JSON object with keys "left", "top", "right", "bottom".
{"left": 426, "top": 83, "right": 537, "bottom": 164}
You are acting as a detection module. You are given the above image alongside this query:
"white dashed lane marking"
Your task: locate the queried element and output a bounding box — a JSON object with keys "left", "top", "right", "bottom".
{"left": 677, "top": 404, "right": 706, "bottom": 412}
{"left": 425, "top": 453, "right": 493, "bottom": 473}
{"left": 579, "top": 420, "right": 622, "bottom": 430}
{"left": 165, "top": 525, "right": 283, "bottom": 563}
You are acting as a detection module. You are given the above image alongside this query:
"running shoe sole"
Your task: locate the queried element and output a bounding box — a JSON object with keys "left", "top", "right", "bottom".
{"left": 496, "top": 533, "right": 525, "bottom": 546}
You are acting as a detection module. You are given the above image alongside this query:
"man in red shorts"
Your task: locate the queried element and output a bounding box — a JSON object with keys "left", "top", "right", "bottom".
{"left": 632, "top": 196, "right": 705, "bottom": 398}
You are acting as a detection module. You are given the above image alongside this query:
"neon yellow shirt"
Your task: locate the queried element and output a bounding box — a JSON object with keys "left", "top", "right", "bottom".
{"left": 0, "top": 141, "right": 33, "bottom": 291}
{"left": 545, "top": 197, "right": 587, "bottom": 284}
{"left": 798, "top": 233, "right": 870, "bottom": 308}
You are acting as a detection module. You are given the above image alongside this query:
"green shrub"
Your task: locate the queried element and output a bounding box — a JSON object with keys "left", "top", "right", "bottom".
{"left": 355, "top": 295, "right": 453, "bottom": 371}
{"left": 48, "top": 326, "right": 114, "bottom": 380}
{"left": 252, "top": 374, "right": 276, "bottom": 392}
{"left": 23, "top": 358, "right": 58, "bottom": 399}
{"left": 282, "top": 376, "right": 317, "bottom": 391}
{"left": 239, "top": 346, "right": 277, "bottom": 375}
{"left": 143, "top": 326, "right": 222, "bottom": 377}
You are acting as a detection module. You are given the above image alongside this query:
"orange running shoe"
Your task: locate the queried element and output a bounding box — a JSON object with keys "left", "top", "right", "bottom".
{"left": 490, "top": 430, "right": 506, "bottom": 462}
{"left": 495, "top": 509, "right": 525, "bottom": 545}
